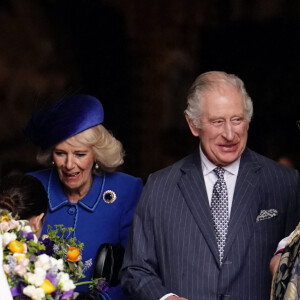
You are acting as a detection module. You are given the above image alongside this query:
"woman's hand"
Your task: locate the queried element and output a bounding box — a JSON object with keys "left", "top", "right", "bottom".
{"left": 270, "top": 255, "right": 281, "bottom": 275}
{"left": 166, "top": 296, "right": 188, "bottom": 300}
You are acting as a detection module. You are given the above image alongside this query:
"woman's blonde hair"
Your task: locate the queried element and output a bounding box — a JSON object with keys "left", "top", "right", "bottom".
{"left": 36, "top": 125, "right": 124, "bottom": 173}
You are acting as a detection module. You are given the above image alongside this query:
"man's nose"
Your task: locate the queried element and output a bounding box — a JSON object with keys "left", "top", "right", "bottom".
{"left": 222, "top": 122, "right": 234, "bottom": 140}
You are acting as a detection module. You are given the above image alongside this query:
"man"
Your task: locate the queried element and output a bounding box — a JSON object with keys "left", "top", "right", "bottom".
{"left": 121, "top": 71, "right": 300, "bottom": 300}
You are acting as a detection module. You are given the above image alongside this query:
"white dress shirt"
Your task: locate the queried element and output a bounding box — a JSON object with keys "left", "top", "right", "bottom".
{"left": 200, "top": 146, "right": 240, "bottom": 216}
{"left": 159, "top": 147, "right": 240, "bottom": 300}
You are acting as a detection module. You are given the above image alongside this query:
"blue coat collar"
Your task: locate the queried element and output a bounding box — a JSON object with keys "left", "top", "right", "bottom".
{"left": 47, "top": 169, "right": 105, "bottom": 212}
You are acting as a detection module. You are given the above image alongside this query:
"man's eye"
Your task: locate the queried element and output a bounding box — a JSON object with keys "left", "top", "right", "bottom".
{"left": 232, "top": 118, "right": 242, "bottom": 124}
{"left": 212, "top": 120, "right": 223, "bottom": 125}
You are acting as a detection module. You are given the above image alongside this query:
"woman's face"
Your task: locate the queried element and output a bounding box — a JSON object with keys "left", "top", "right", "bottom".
{"left": 52, "top": 136, "right": 95, "bottom": 198}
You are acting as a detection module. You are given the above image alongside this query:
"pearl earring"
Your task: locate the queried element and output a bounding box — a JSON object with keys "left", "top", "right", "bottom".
{"left": 95, "top": 163, "right": 99, "bottom": 170}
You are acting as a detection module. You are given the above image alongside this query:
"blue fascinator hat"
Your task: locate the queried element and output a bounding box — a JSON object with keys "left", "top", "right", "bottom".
{"left": 24, "top": 94, "right": 104, "bottom": 149}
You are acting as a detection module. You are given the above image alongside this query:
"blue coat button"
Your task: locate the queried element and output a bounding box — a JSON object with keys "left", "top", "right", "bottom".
{"left": 68, "top": 206, "right": 76, "bottom": 215}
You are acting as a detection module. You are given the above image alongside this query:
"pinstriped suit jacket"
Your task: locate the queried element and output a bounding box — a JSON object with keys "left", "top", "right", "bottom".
{"left": 121, "top": 148, "right": 300, "bottom": 300}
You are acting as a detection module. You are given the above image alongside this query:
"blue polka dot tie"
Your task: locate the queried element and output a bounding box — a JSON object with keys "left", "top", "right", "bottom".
{"left": 211, "top": 167, "right": 229, "bottom": 265}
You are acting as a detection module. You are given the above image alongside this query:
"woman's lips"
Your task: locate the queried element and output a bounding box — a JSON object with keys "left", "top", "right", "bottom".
{"left": 63, "top": 172, "right": 80, "bottom": 179}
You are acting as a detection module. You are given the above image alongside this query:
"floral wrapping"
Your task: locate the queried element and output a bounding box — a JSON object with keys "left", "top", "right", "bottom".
{"left": 271, "top": 223, "right": 300, "bottom": 300}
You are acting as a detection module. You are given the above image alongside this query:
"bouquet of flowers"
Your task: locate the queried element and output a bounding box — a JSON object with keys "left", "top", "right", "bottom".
{"left": 1, "top": 210, "right": 79, "bottom": 300}
{"left": 39, "top": 224, "right": 87, "bottom": 283}
{"left": 40, "top": 225, "right": 110, "bottom": 295}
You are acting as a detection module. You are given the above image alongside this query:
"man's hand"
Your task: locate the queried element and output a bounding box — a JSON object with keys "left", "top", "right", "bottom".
{"left": 166, "top": 297, "right": 188, "bottom": 300}
{"left": 270, "top": 255, "right": 281, "bottom": 275}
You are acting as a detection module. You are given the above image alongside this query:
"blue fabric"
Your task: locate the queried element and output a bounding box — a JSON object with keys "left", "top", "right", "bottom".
{"left": 29, "top": 168, "right": 143, "bottom": 299}
{"left": 24, "top": 94, "right": 104, "bottom": 149}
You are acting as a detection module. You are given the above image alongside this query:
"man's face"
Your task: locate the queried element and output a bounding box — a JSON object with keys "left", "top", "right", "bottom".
{"left": 186, "top": 85, "right": 249, "bottom": 166}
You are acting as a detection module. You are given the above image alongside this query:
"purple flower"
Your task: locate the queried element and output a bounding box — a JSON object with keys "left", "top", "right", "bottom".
{"left": 26, "top": 232, "right": 35, "bottom": 241}
{"left": 53, "top": 290, "right": 63, "bottom": 300}
{"left": 95, "top": 280, "right": 109, "bottom": 293}
{"left": 62, "top": 290, "right": 74, "bottom": 299}
{"left": 19, "top": 230, "right": 34, "bottom": 241}
{"left": 38, "top": 238, "right": 55, "bottom": 256}
{"left": 11, "top": 281, "right": 27, "bottom": 297}
{"left": 20, "top": 230, "right": 26, "bottom": 238}
{"left": 46, "top": 270, "right": 59, "bottom": 286}
{"left": 29, "top": 254, "right": 37, "bottom": 262}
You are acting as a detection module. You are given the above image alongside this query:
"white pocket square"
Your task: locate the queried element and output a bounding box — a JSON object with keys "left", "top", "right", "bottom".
{"left": 256, "top": 209, "right": 278, "bottom": 222}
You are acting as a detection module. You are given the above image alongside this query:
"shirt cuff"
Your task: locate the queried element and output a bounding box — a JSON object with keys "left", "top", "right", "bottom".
{"left": 275, "top": 230, "right": 294, "bottom": 254}
{"left": 160, "top": 293, "right": 178, "bottom": 300}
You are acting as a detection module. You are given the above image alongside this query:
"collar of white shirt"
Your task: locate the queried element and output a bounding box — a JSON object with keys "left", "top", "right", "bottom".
{"left": 199, "top": 145, "right": 240, "bottom": 176}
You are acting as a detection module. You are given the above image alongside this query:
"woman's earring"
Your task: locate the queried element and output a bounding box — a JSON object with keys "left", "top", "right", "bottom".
{"left": 51, "top": 161, "right": 55, "bottom": 167}
{"left": 94, "top": 162, "right": 99, "bottom": 170}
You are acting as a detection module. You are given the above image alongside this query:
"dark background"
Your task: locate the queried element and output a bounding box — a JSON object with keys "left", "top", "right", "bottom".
{"left": 0, "top": 0, "right": 300, "bottom": 181}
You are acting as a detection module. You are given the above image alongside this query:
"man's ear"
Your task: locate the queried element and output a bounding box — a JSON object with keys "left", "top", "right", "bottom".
{"left": 185, "top": 114, "right": 200, "bottom": 137}
{"left": 29, "top": 213, "right": 45, "bottom": 232}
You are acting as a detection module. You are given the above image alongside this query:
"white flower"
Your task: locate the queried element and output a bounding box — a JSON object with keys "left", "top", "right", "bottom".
{"left": 14, "top": 264, "right": 27, "bottom": 277}
{"left": 3, "top": 264, "right": 9, "bottom": 274}
{"left": 35, "top": 254, "right": 51, "bottom": 270}
{"left": 57, "top": 272, "right": 76, "bottom": 291}
{"left": 0, "top": 221, "right": 10, "bottom": 231}
{"left": 8, "top": 219, "right": 19, "bottom": 230}
{"left": 25, "top": 268, "right": 46, "bottom": 287}
{"left": 2, "top": 232, "right": 17, "bottom": 246}
{"left": 17, "top": 220, "right": 27, "bottom": 230}
{"left": 41, "top": 234, "right": 49, "bottom": 240}
{"left": 23, "top": 285, "right": 45, "bottom": 300}
{"left": 23, "top": 225, "right": 33, "bottom": 233}
{"left": 49, "top": 257, "right": 64, "bottom": 271}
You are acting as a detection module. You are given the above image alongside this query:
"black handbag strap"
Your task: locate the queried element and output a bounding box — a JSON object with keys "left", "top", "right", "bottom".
{"left": 92, "top": 243, "right": 124, "bottom": 287}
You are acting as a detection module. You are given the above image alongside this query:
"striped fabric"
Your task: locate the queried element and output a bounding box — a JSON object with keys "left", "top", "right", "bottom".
{"left": 121, "top": 148, "right": 300, "bottom": 300}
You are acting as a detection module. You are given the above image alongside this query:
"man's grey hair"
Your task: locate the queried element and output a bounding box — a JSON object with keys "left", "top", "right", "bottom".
{"left": 184, "top": 71, "right": 253, "bottom": 128}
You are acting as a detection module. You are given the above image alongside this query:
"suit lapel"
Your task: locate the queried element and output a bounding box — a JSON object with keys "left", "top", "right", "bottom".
{"left": 223, "top": 148, "right": 262, "bottom": 260}
{"left": 178, "top": 150, "right": 220, "bottom": 264}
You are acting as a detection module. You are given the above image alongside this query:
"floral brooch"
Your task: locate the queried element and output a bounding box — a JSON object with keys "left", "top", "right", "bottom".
{"left": 102, "top": 190, "right": 117, "bottom": 204}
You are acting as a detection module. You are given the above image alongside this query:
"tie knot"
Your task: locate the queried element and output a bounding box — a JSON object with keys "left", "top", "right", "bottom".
{"left": 214, "top": 167, "right": 225, "bottom": 179}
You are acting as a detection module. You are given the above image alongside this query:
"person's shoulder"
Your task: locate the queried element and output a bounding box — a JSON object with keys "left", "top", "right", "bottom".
{"left": 105, "top": 171, "right": 142, "bottom": 183}
{"left": 104, "top": 172, "right": 143, "bottom": 193}
{"left": 27, "top": 168, "right": 51, "bottom": 181}
{"left": 147, "top": 153, "right": 195, "bottom": 182}
{"left": 247, "top": 148, "right": 298, "bottom": 176}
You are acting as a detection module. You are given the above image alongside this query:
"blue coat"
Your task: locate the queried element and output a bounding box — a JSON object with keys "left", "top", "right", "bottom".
{"left": 29, "top": 168, "right": 143, "bottom": 299}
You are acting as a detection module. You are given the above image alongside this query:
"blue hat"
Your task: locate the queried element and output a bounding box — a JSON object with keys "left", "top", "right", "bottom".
{"left": 25, "top": 94, "right": 104, "bottom": 149}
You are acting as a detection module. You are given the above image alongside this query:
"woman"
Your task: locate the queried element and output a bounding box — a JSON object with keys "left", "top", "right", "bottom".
{"left": 0, "top": 174, "right": 48, "bottom": 238}
{"left": 0, "top": 174, "right": 47, "bottom": 300}
{"left": 24, "top": 94, "right": 143, "bottom": 299}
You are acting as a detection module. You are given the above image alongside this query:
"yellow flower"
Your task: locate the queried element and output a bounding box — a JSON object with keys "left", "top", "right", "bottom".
{"left": 40, "top": 279, "right": 55, "bottom": 294}
{"left": 67, "top": 246, "right": 81, "bottom": 262}
{"left": 8, "top": 240, "right": 25, "bottom": 253}
{"left": 13, "top": 253, "right": 26, "bottom": 262}
{"left": 1, "top": 215, "right": 9, "bottom": 222}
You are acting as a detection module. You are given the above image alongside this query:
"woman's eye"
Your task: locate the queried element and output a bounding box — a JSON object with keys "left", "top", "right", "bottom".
{"left": 54, "top": 151, "right": 64, "bottom": 156}
{"left": 76, "top": 153, "right": 86, "bottom": 157}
